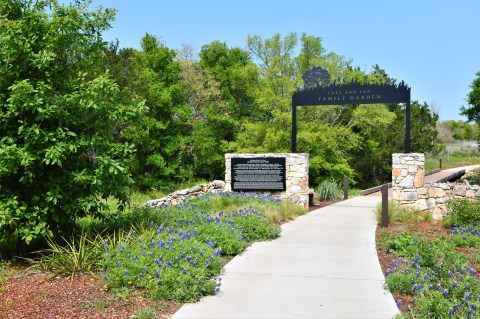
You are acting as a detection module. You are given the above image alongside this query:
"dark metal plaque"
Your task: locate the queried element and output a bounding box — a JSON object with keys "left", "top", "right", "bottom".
{"left": 231, "top": 157, "right": 286, "bottom": 191}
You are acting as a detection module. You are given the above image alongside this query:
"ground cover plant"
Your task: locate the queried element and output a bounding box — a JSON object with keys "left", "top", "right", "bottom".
{"left": 0, "top": 192, "right": 306, "bottom": 318}
{"left": 100, "top": 192, "right": 288, "bottom": 302}
{"left": 377, "top": 198, "right": 480, "bottom": 318}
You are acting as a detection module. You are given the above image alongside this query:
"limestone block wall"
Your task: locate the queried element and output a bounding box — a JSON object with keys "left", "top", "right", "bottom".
{"left": 392, "top": 153, "right": 480, "bottom": 219}
{"left": 225, "top": 153, "right": 309, "bottom": 208}
{"left": 146, "top": 180, "right": 225, "bottom": 207}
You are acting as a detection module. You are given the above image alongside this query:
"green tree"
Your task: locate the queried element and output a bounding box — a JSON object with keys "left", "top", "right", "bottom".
{"left": 0, "top": 0, "right": 145, "bottom": 251}
{"left": 118, "top": 34, "right": 192, "bottom": 191}
{"left": 193, "top": 41, "right": 260, "bottom": 179}
{"left": 461, "top": 71, "right": 480, "bottom": 123}
{"left": 178, "top": 49, "right": 229, "bottom": 181}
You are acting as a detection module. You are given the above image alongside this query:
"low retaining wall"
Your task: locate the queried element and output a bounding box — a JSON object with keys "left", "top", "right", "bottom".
{"left": 392, "top": 153, "right": 480, "bottom": 219}
{"left": 146, "top": 180, "right": 225, "bottom": 207}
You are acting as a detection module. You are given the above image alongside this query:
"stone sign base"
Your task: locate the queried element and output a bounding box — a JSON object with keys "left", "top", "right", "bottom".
{"left": 225, "top": 153, "right": 309, "bottom": 208}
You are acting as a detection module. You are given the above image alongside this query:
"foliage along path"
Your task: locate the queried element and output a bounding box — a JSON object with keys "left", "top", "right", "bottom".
{"left": 172, "top": 196, "right": 398, "bottom": 319}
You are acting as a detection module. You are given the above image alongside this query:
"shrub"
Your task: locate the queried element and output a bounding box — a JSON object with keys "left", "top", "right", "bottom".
{"left": 0, "top": 0, "right": 146, "bottom": 251}
{"left": 315, "top": 180, "right": 342, "bottom": 201}
{"left": 445, "top": 199, "right": 480, "bottom": 226}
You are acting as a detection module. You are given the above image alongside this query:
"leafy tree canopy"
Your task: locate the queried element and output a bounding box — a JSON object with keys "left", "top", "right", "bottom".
{"left": 0, "top": 0, "right": 145, "bottom": 250}
{"left": 461, "top": 71, "right": 480, "bottom": 124}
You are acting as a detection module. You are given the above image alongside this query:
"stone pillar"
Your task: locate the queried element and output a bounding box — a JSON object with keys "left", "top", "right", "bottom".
{"left": 391, "top": 153, "right": 425, "bottom": 210}
{"left": 225, "top": 153, "right": 309, "bottom": 208}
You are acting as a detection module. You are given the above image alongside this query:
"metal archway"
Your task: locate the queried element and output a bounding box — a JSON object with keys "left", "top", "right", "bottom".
{"left": 291, "top": 67, "right": 411, "bottom": 153}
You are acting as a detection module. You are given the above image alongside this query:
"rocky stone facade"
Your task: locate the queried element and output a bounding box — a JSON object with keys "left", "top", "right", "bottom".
{"left": 146, "top": 180, "right": 225, "bottom": 207}
{"left": 225, "top": 153, "right": 309, "bottom": 208}
{"left": 392, "top": 153, "right": 480, "bottom": 219}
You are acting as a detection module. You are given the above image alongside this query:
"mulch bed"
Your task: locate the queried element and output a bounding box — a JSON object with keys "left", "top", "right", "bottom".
{"left": 0, "top": 270, "right": 181, "bottom": 319}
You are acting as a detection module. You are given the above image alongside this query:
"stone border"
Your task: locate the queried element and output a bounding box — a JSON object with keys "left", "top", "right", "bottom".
{"left": 146, "top": 180, "right": 225, "bottom": 207}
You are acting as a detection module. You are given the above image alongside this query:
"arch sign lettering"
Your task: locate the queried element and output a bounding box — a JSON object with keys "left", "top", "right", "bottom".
{"left": 291, "top": 67, "right": 411, "bottom": 153}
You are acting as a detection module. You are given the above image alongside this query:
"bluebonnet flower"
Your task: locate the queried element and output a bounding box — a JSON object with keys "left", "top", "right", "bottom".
{"left": 396, "top": 300, "right": 402, "bottom": 310}
{"left": 137, "top": 237, "right": 142, "bottom": 243}
{"left": 436, "top": 284, "right": 443, "bottom": 291}
{"left": 467, "top": 267, "right": 477, "bottom": 276}
{"left": 466, "top": 284, "right": 471, "bottom": 290}
{"left": 448, "top": 308, "right": 454, "bottom": 316}
{"left": 103, "top": 240, "right": 108, "bottom": 251}
{"left": 132, "top": 256, "right": 138, "bottom": 263}
{"left": 157, "top": 280, "right": 162, "bottom": 286}
{"left": 131, "top": 230, "right": 136, "bottom": 237}
{"left": 119, "top": 245, "right": 125, "bottom": 253}
{"left": 126, "top": 254, "right": 130, "bottom": 259}
{"left": 124, "top": 270, "right": 129, "bottom": 276}
{"left": 103, "top": 275, "right": 108, "bottom": 281}
{"left": 412, "top": 284, "right": 421, "bottom": 293}
{"left": 158, "top": 240, "right": 165, "bottom": 248}
{"left": 116, "top": 261, "right": 121, "bottom": 268}
{"left": 156, "top": 225, "right": 164, "bottom": 234}
{"left": 453, "top": 281, "right": 458, "bottom": 289}
{"left": 385, "top": 269, "right": 394, "bottom": 276}
{"left": 443, "top": 289, "right": 449, "bottom": 297}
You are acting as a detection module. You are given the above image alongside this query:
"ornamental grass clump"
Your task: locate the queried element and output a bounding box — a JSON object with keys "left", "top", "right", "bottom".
{"left": 26, "top": 231, "right": 102, "bottom": 282}
{"left": 315, "top": 180, "right": 342, "bottom": 202}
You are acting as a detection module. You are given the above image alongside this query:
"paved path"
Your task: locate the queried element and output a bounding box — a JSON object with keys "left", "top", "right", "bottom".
{"left": 172, "top": 196, "right": 399, "bottom": 319}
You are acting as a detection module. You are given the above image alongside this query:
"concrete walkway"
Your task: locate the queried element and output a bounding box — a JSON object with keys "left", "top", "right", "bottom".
{"left": 172, "top": 196, "right": 399, "bottom": 319}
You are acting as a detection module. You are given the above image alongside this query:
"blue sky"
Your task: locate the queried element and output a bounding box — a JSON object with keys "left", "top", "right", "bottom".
{"left": 90, "top": 0, "right": 479, "bottom": 122}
